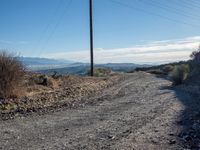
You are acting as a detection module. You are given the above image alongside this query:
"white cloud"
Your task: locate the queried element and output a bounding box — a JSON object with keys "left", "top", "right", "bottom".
{"left": 45, "top": 36, "right": 200, "bottom": 64}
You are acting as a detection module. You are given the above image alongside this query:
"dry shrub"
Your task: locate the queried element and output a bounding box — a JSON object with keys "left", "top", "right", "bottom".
{"left": 46, "top": 77, "right": 60, "bottom": 88}
{"left": 0, "top": 51, "right": 25, "bottom": 98}
{"left": 170, "top": 64, "right": 190, "bottom": 85}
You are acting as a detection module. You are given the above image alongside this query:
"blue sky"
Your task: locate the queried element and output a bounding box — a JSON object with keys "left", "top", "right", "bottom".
{"left": 0, "top": 0, "right": 200, "bottom": 64}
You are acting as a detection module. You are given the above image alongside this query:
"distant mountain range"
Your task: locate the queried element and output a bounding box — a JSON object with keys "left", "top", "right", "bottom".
{"left": 19, "top": 57, "right": 73, "bottom": 71}
{"left": 19, "top": 57, "right": 151, "bottom": 75}
{"left": 37, "top": 63, "right": 151, "bottom": 76}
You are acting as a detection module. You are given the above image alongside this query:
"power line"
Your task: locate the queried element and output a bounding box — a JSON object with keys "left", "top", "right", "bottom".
{"left": 150, "top": 0, "right": 200, "bottom": 17}
{"left": 181, "top": 0, "right": 200, "bottom": 9}
{"left": 139, "top": 0, "right": 200, "bottom": 21}
{"left": 109, "top": 0, "right": 200, "bottom": 28}
{"left": 33, "top": 0, "right": 64, "bottom": 56}
{"left": 170, "top": 0, "right": 200, "bottom": 10}
{"left": 171, "top": 0, "right": 200, "bottom": 10}
{"left": 39, "top": 0, "right": 72, "bottom": 55}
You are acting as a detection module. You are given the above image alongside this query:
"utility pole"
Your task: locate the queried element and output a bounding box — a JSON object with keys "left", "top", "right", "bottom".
{"left": 90, "top": 0, "right": 94, "bottom": 76}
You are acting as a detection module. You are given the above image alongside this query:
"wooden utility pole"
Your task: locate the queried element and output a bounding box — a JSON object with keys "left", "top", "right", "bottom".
{"left": 90, "top": 0, "right": 94, "bottom": 76}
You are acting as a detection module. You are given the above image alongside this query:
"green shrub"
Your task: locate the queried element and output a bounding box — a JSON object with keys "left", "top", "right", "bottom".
{"left": 170, "top": 64, "right": 190, "bottom": 85}
{"left": 94, "top": 68, "right": 112, "bottom": 77}
{"left": 183, "top": 46, "right": 200, "bottom": 85}
{"left": 0, "top": 51, "right": 25, "bottom": 98}
{"left": 162, "top": 65, "right": 174, "bottom": 74}
{"left": 190, "top": 45, "right": 200, "bottom": 62}
{"left": 88, "top": 68, "right": 112, "bottom": 77}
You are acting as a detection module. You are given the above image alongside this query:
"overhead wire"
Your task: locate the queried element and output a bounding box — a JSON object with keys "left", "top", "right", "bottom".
{"left": 108, "top": 0, "right": 200, "bottom": 28}
{"left": 181, "top": 0, "right": 200, "bottom": 9}
{"left": 38, "top": 0, "right": 72, "bottom": 56}
{"left": 139, "top": 0, "right": 200, "bottom": 21}
{"left": 169, "top": 0, "right": 200, "bottom": 10}
{"left": 150, "top": 0, "right": 200, "bottom": 16}
{"left": 33, "top": 0, "right": 64, "bottom": 56}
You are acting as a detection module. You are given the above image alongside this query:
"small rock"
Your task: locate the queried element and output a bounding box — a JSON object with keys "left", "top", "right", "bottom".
{"left": 107, "top": 135, "right": 113, "bottom": 139}
{"left": 168, "top": 133, "right": 174, "bottom": 136}
{"left": 154, "top": 129, "right": 159, "bottom": 132}
{"left": 64, "top": 128, "right": 69, "bottom": 131}
{"left": 151, "top": 139, "right": 159, "bottom": 144}
{"left": 3, "top": 130, "right": 10, "bottom": 134}
{"left": 169, "top": 139, "right": 176, "bottom": 145}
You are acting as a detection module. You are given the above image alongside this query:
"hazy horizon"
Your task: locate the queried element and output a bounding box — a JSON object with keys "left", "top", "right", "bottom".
{"left": 18, "top": 36, "right": 198, "bottom": 65}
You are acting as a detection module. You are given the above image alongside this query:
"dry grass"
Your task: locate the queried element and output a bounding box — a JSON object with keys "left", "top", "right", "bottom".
{"left": 0, "top": 72, "right": 122, "bottom": 116}
{"left": 0, "top": 51, "right": 25, "bottom": 99}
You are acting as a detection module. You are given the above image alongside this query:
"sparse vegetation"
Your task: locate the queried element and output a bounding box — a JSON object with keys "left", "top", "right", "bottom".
{"left": 0, "top": 52, "right": 123, "bottom": 117}
{"left": 1, "top": 45, "right": 200, "bottom": 117}
{"left": 133, "top": 45, "right": 200, "bottom": 86}
{"left": 26, "top": 73, "right": 59, "bottom": 90}
{"left": 0, "top": 67, "right": 121, "bottom": 117}
{"left": 94, "top": 68, "right": 112, "bottom": 77}
{"left": 162, "top": 65, "right": 174, "bottom": 74}
{"left": 88, "top": 68, "right": 112, "bottom": 77}
{"left": 170, "top": 64, "right": 190, "bottom": 85}
{"left": 0, "top": 51, "right": 25, "bottom": 99}
{"left": 190, "top": 45, "right": 200, "bottom": 62}
{"left": 169, "top": 45, "right": 200, "bottom": 85}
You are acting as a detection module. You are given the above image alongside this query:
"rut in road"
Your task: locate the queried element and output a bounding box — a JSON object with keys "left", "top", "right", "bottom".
{"left": 0, "top": 72, "right": 188, "bottom": 150}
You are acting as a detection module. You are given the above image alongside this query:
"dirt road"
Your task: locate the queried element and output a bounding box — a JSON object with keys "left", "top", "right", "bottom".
{"left": 0, "top": 72, "right": 191, "bottom": 150}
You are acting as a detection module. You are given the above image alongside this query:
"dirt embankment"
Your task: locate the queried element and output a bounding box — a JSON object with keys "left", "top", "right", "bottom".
{"left": 0, "top": 73, "right": 124, "bottom": 119}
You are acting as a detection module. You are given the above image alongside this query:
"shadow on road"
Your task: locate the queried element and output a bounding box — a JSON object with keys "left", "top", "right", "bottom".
{"left": 158, "top": 74, "right": 200, "bottom": 149}
{"left": 174, "top": 88, "right": 200, "bottom": 149}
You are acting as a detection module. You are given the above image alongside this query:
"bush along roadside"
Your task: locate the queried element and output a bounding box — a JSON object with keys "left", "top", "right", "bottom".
{"left": 169, "top": 46, "right": 200, "bottom": 86}
{"left": 0, "top": 72, "right": 123, "bottom": 120}
{"left": 0, "top": 51, "right": 25, "bottom": 99}
{"left": 170, "top": 64, "right": 190, "bottom": 85}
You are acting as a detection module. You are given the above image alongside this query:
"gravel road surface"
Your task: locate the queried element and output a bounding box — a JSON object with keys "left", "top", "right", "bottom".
{"left": 0, "top": 72, "right": 191, "bottom": 150}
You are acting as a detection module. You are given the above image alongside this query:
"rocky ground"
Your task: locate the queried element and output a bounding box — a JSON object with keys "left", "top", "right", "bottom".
{"left": 0, "top": 72, "right": 200, "bottom": 150}
{"left": 0, "top": 73, "right": 122, "bottom": 119}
